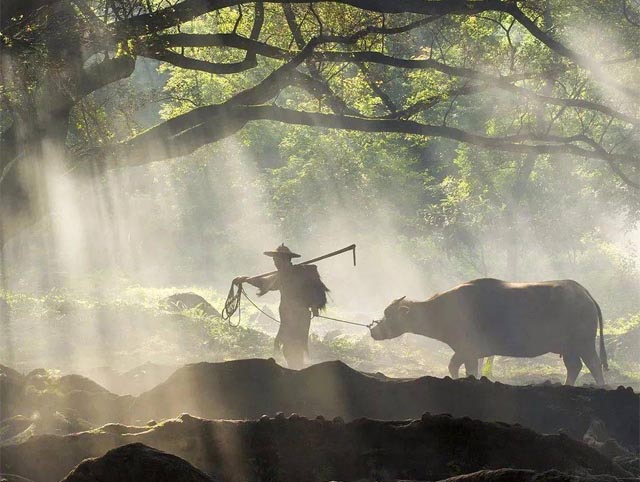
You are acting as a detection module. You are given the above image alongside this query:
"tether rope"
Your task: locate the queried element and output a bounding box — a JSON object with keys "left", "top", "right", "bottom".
{"left": 313, "top": 314, "right": 375, "bottom": 329}
{"left": 241, "top": 287, "right": 281, "bottom": 324}
{"left": 221, "top": 282, "right": 375, "bottom": 330}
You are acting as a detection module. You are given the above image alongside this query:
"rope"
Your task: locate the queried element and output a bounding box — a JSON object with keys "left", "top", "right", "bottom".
{"left": 221, "top": 282, "right": 281, "bottom": 326}
{"left": 222, "top": 284, "right": 375, "bottom": 329}
{"left": 241, "top": 288, "right": 281, "bottom": 324}
{"left": 222, "top": 282, "right": 373, "bottom": 330}
{"left": 313, "top": 314, "right": 375, "bottom": 329}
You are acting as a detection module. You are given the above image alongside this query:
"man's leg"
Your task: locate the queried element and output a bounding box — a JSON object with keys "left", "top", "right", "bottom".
{"left": 283, "top": 344, "right": 305, "bottom": 370}
{"left": 278, "top": 304, "right": 311, "bottom": 370}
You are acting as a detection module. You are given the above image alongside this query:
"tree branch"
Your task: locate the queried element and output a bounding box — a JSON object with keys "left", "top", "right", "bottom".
{"left": 115, "top": 0, "right": 639, "bottom": 101}
{"left": 503, "top": 2, "right": 640, "bottom": 100}
{"left": 114, "top": 0, "right": 503, "bottom": 40}
{"left": 78, "top": 54, "right": 137, "bottom": 96}
{"left": 0, "top": 0, "right": 63, "bottom": 30}
{"left": 147, "top": 33, "right": 289, "bottom": 58}
{"left": 80, "top": 98, "right": 639, "bottom": 189}
{"left": 138, "top": 46, "right": 258, "bottom": 74}
{"left": 289, "top": 71, "right": 359, "bottom": 115}
{"left": 243, "top": 105, "right": 640, "bottom": 188}
{"left": 313, "top": 51, "right": 638, "bottom": 125}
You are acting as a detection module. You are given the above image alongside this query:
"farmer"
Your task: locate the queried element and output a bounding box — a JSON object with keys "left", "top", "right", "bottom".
{"left": 233, "top": 244, "right": 329, "bottom": 369}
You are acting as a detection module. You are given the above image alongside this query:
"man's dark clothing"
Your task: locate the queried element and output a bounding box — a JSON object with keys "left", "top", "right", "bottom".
{"left": 252, "top": 264, "right": 328, "bottom": 353}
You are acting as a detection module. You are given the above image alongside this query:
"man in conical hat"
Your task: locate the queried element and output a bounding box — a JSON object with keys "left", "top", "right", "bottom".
{"left": 234, "top": 244, "right": 329, "bottom": 369}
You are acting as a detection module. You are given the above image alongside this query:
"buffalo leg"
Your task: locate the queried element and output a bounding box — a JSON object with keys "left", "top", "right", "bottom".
{"left": 580, "top": 346, "right": 605, "bottom": 386}
{"left": 464, "top": 358, "right": 479, "bottom": 378}
{"left": 563, "top": 352, "right": 582, "bottom": 386}
{"left": 448, "top": 353, "right": 464, "bottom": 379}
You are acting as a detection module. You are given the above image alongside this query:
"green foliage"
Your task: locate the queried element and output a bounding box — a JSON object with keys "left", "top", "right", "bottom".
{"left": 482, "top": 356, "right": 494, "bottom": 378}
{"left": 141, "top": 2, "right": 640, "bottom": 314}
{"left": 1, "top": 284, "right": 638, "bottom": 388}
{"left": 606, "top": 313, "right": 640, "bottom": 336}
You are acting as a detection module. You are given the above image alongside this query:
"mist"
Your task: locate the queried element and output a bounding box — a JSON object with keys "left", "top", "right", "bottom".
{"left": 2, "top": 4, "right": 640, "bottom": 481}
{"left": 1, "top": 1, "right": 639, "bottom": 392}
{"left": 2, "top": 122, "right": 638, "bottom": 387}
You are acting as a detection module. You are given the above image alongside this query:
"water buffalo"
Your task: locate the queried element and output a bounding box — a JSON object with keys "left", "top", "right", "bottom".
{"left": 370, "top": 278, "right": 608, "bottom": 386}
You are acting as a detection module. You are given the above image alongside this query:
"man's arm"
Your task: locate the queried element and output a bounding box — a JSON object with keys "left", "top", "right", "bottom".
{"left": 234, "top": 274, "right": 280, "bottom": 296}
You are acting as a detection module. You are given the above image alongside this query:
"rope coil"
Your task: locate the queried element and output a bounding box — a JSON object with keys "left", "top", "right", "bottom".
{"left": 221, "top": 282, "right": 243, "bottom": 326}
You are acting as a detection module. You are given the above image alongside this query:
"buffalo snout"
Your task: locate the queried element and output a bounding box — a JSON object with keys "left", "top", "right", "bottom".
{"left": 370, "top": 321, "right": 388, "bottom": 340}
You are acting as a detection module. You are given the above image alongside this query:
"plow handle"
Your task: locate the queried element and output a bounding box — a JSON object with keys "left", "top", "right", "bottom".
{"left": 247, "top": 244, "right": 356, "bottom": 282}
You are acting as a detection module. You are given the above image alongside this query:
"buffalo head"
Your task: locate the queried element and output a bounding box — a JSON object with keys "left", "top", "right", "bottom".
{"left": 370, "top": 296, "right": 412, "bottom": 340}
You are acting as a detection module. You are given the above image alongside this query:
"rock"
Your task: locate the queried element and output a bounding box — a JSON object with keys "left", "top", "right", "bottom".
{"left": 59, "top": 443, "right": 217, "bottom": 482}
{"left": 583, "top": 418, "right": 632, "bottom": 459}
{"left": 159, "top": 293, "right": 220, "bottom": 318}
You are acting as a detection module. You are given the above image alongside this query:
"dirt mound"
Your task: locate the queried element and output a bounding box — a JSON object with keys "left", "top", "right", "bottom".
{"left": 59, "top": 443, "right": 217, "bottom": 482}
{"left": 159, "top": 292, "right": 221, "bottom": 318}
{"left": 437, "top": 468, "right": 637, "bottom": 482}
{"left": 2, "top": 359, "right": 638, "bottom": 453}
{"left": 83, "top": 362, "right": 176, "bottom": 395}
{"left": 0, "top": 412, "right": 94, "bottom": 446}
{"left": 0, "top": 415, "right": 33, "bottom": 444}
{"left": 0, "top": 365, "right": 24, "bottom": 421}
{"left": 131, "top": 359, "right": 639, "bottom": 452}
{"left": 25, "top": 369, "right": 110, "bottom": 394}
{"left": 1, "top": 413, "right": 632, "bottom": 482}
{"left": 0, "top": 366, "right": 133, "bottom": 433}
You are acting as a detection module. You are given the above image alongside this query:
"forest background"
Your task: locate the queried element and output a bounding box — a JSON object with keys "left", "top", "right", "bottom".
{"left": 1, "top": 0, "right": 638, "bottom": 388}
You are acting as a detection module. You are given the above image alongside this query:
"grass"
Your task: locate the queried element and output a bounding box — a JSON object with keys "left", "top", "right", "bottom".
{"left": 605, "top": 313, "right": 640, "bottom": 336}
{"left": 1, "top": 284, "right": 638, "bottom": 389}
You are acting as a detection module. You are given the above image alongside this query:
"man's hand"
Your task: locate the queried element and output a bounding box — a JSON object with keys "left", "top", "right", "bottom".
{"left": 233, "top": 276, "right": 250, "bottom": 286}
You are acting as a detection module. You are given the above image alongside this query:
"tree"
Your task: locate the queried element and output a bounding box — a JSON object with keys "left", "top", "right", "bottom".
{"left": 1, "top": 0, "right": 639, "bottom": 245}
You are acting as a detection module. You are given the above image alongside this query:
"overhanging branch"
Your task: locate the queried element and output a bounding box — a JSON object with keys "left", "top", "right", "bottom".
{"left": 114, "top": 0, "right": 503, "bottom": 40}
{"left": 138, "top": 46, "right": 258, "bottom": 74}
{"left": 83, "top": 99, "right": 638, "bottom": 189}
{"left": 242, "top": 105, "right": 638, "bottom": 166}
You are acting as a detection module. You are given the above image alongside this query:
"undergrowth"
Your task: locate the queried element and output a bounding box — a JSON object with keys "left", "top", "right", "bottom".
{"left": 0, "top": 285, "right": 638, "bottom": 388}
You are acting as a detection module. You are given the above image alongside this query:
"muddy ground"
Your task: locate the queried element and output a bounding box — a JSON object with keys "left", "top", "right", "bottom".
{"left": 0, "top": 359, "right": 638, "bottom": 482}
{"left": 2, "top": 413, "right": 635, "bottom": 482}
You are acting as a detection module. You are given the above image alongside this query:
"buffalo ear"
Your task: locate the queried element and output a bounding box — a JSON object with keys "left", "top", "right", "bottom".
{"left": 394, "top": 295, "right": 406, "bottom": 303}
